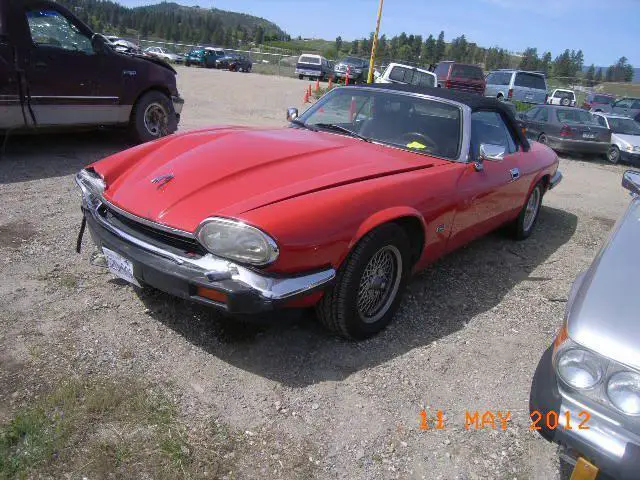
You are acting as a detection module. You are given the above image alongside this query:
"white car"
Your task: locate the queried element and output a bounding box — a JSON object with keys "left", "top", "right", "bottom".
{"left": 374, "top": 63, "right": 436, "bottom": 88}
{"left": 144, "top": 46, "right": 182, "bottom": 63}
{"left": 547, "top": 88, "right": 576, "bottom": 107}
{"left": 592, "top": 112, "right": 640, "bottom": 164}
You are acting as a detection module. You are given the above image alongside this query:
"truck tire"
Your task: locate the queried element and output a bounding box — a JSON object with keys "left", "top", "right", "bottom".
{"left": 129, "top": 91, "right": 175, "bottom": 143}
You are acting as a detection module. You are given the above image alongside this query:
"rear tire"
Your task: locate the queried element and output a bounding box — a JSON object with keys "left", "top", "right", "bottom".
{"left": 561, "top": 98, "right": 571, "bottom": 106}
{"left": 316, "top": 223, "right": 411, "bottom": 340}
{"left": 509, "top": 182, "right": 544, "bottom": 240}
{"left": 299, "top": 74, "right": 304, "bottom": 80}
{"left": 497, "top": 93, "right": 504, "bottom": 101}
{"left": 538, "top": 133, "right": 547, "bottom": 145}
{"left": 129, "top": 90, "right": 175, "bottom": 144}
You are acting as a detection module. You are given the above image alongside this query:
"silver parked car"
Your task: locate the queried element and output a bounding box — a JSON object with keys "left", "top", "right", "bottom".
{"left": 596, "top": 97, "right": 640, "bottom": 123}
{"left": 485, "top": 69, "right": 548, "bottom": 104}
{"left": 529, "top": 170, "right": 640, "bottom": 480}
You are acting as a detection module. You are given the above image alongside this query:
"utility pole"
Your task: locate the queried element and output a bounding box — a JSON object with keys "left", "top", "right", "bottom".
{"left": 367, "top": 0, "right": 384, "bottom": 84}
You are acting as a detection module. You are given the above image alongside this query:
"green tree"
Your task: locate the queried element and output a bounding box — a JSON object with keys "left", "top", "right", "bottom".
{"left": 519, "top": 47, "right": 539, "bottom": 71}
{"left": 585, "top": 64, "right": 595, "bottom": 84}
{"left": 594, "top": 67, "right": 603, "bottom": 83}
{"left": 421, "top": 34, "right": 436, "bottom": 65}
{"left": 435, "top": 31, "right": 446, "bottom": 62}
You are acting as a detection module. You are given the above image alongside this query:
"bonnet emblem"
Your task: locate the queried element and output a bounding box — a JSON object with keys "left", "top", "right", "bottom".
{"left": 151, "top": 173, "right": 174, "bottom": 188}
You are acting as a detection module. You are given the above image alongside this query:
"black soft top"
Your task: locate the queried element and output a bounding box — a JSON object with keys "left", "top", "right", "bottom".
{"left": 348, "top": 83, "right": 530, "bottom": 150}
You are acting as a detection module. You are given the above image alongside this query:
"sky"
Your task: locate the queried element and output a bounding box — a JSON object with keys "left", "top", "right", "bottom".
{"left": 117, "top": 0, "right": 639, "bottom": 67}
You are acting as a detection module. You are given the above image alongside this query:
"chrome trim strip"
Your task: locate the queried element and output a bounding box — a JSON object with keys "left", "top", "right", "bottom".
{"left": 101, "top": 197, "right": 196, "bottom": 239}
{"left": 85, "top": 201, "right": 336, "bottom": 300}
{"left": 30, "top": 96, "right": 120, "bottom": 100}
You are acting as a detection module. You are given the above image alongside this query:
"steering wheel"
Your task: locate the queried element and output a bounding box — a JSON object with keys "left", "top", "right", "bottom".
{"left": 399, "top": 132, "right": 437, "bottom": 151}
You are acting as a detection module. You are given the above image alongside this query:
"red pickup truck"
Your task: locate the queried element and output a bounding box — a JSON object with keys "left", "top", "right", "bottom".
{"left": 0, "top": 0, "right": 184, "bottom": 142}
{"left": 434, "top": 61, "right": 486, "bottom": 95}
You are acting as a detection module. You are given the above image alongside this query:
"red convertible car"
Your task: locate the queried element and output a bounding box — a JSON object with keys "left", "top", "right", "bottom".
{"left": 76, "top": 84, "right": 562, "bottom": 339}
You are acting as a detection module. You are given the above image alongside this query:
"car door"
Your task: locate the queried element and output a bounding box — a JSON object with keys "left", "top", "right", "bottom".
{"left": 529, "top": 107, "right": 549, "bottom": 141}
{"left": 447, "top": 110, "right": 525, "bottom": 252}
{"left": 23, "top": 3, "right": 119, "bottom": 126}
{"left": 0, "top": 14, "right": 27, "bottom": 129}
{"left": 521, "top": 107, "right": 540, "bottom": 139}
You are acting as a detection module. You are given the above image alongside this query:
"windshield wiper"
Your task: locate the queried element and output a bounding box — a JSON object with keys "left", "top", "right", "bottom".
{"left": 313, "top": 123, "right": 371, "bottom": 142}
{"left": 290, "top": 119, "right": 318, "bottom": 131}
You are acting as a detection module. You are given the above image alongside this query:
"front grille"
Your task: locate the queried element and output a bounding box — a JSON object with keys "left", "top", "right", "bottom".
{"left": 98, "top": 204, "right": 207, "bottom": 258}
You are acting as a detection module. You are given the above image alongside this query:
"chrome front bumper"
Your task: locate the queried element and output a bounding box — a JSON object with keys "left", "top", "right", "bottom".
{"left": 77, "top": 181, "right": 335, "bottom": 309}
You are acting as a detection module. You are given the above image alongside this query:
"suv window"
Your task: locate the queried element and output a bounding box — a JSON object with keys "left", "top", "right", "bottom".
{"left": 592, "top": 95, "right": 614, "bottom": 104}
{"left": 487, "top": 72, "right": 511, "bottom": 85}
{"left": 25, "top": 7, "right": 93, "bottom": 53}
{"left": 471, "top": 111, "right": 517, "bottom": 158}
{"left": 388, "top": 66, "right": 435, "bottom": 87}
{"left": 514, "top": 72, "right": 546, "bottom": 90}
{"left": 434, "top": 63, "right": 451, "bottom": 78}
{"left": 451, "top": 64, "right": 483, "bottom": 80}
{"left": 299, "top": 55, "right": 320, "bottom": 65}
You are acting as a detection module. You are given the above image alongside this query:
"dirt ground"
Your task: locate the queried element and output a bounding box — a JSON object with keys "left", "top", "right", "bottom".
{"left": 0, "top": 67, "right": 634, "bottom": 479}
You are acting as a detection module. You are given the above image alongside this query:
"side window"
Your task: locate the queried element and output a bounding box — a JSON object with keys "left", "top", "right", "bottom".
{"left": 471, "top": 111, "right": 517, "bottom": 159}
{"left": 632, "top": 100, "right": 640, "bottom": 109}
{"left": 434, "top": 63, "right": 450, "bottom": 78}
{"left": 524, "top": 107, "right": 539, "bottom": 119}
{"left": 536, "top": 108, "right": 548, "bottom": 122}
{"left": 514, "top": 73, "right": 527, "bottom": 87}
{"left": 25, "top": 7, "right": 93, "bottom": 54}
{"left": 595, "top": 116, "right": 607, "bottom": 128}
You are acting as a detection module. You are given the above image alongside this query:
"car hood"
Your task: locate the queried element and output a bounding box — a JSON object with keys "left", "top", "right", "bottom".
{"left": 613, "top": 133, "right": 640, "bottom": 147}
{"left": 96, "top": 127, "right": 444, "bottom": 233}
{"left": 567, "top": 196, "right": 640, "bottom": 370}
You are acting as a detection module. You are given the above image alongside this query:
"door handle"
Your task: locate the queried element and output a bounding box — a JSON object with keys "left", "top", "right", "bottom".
{"left": 510, "top": 168, "right": 520, "bottom": 181}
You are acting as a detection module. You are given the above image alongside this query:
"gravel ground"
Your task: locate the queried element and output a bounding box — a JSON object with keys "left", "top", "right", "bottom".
{"left": 0, "top": 67, "right": 634, "bottom": 479}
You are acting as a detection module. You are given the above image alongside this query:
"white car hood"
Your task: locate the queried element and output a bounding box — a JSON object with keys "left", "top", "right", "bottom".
{"left": 613, "top": 133, "right": 640, "bottom": 147}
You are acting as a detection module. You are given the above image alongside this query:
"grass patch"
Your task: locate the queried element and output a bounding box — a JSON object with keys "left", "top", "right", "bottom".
{"left": 0, "top": 378, "right": 238, "bottom": 479}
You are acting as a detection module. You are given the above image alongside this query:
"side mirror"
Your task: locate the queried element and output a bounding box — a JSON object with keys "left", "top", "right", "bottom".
{"left": 286, "top": 107, "right": 298, "bottom": 122}
{"left": 622, "top": 170, "right": 640, "bottom": 195}
{"left": 479, "top": 143, "right": 506, "bottom": 162}
{"left": 91, "top": 33, "right": 108, "bottom": 54}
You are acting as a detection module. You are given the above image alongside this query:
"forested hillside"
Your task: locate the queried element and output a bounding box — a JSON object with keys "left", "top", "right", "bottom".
{"left": 58, "top": 0, "right": 289, "bottom": 46}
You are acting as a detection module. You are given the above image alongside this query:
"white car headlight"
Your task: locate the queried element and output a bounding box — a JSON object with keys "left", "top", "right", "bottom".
{"left": 625, "top": 144, "right": 634, "bottom": 152}
{"left": 196, "top": 217, "right": 279, "bottom": 266}
{"left": 556, "top": 348, "right": 604, "bottom": 389}
{"left": 607, "top": 371, "right": 640, "bottom": 415}
{"left": 76, "top": 169, "right": 105, "bottom": 198}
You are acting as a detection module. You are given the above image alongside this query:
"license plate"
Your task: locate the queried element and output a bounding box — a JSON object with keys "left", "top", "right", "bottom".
{"left": 583, "top": 133, "right": 596, "bottom": 139}
{"left": 102, "top": 247, "right": 140, "bottom": 287}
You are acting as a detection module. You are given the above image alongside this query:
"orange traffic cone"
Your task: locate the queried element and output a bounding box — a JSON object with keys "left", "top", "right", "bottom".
{"left": 315, "top": 78, "right": 320, "bottom": 92}
{"left": 328, "top": 77, "right": 333, "bottom": 89}
{"left": 303, "top": 88, "right": 309, "bottom": 103}
{"left": 308, "top": 84, "right": 312, "bottom": 97}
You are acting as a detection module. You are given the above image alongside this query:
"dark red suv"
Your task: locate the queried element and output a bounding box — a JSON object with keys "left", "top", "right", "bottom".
{"left": 433, "top": 61, "right": 485, "bottom": 95}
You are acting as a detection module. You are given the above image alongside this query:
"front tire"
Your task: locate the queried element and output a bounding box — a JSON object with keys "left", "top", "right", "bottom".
{"left": 510, "top": 182, "right": 544, "bottom": 240}
{"left": 608, "top": 145, "right": 620, "bottom": 164}
{"left": 538, "top": 133, "right": 547, "bottom": 145}
{"left": 316, "top": 223, "right": 411, "bottom": 340}
{"left": 129, "top": 91, "right": 175, "bottom": 143}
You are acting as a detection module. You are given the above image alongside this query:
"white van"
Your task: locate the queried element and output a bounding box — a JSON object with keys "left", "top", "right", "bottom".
{"left": 375, "top": 63, "right": 437, "bottom": 88}
{"left": 295, "top": 54, "right": 332, "bottom": 80}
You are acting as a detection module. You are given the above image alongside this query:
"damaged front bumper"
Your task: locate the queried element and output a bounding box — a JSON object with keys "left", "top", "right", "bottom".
{"left": 77, "top": 185, "right": 335, "bottom": 314}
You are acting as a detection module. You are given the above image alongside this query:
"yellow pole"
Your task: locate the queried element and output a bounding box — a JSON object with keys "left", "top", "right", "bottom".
{"left": 367, "top": 0, "right": 384, "bottom": 84}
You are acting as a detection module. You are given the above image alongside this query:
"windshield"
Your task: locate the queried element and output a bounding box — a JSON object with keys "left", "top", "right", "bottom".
{"left": 451, "top": 64, "right": 484, "bottom": 80}
{"left": 341, "top": 57, "right": 365, "bottom": 67}
{"left": 556, "top": 109, "right": 598, "bottom": 125}
{"left": 608, "top": 117, "right": 640, "bottom": 135}
{"left": 190, "top": 50, "right": 204, "bottom": 57}
{"left": 297, "top": 88, "right": 461, "bottom": 160}
{"left": 299, "top": 55, "right": 320, "bottom": 65}
{"left": 593, "top": 95, "right": 615, "bottom": 104}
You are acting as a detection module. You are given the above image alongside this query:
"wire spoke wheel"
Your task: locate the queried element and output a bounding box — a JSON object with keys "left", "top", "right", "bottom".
{"left": 143, "top": 102, "right": 169, "bottom": 137}
{"left": 523, "top": 186, "right": 541, "bottom": 232}
{"left": 356, "top": 245, "right": 403, "bottom": 324}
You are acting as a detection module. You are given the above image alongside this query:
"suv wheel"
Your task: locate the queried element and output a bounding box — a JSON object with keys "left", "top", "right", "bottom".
{"left": 130, "top": 91, "right": 175, "bottom": 143}
{"left": 316, "top": 224, "right": 411, "bottom": 340}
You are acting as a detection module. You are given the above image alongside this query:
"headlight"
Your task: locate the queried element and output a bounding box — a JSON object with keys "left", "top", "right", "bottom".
{"left": 607, "top": 371, "right": 640, "bottom": 415}
{"left": 625, "top": 144, "right": 633, "bottom": 152}
{"left": 196, "top": 217, "right": 279, "bottom": 266}
{"left": 556, "top": 348, "right": 604, "bottom": 389}
{"left": 76, "top": 169, "right": 105, "bottom": 198}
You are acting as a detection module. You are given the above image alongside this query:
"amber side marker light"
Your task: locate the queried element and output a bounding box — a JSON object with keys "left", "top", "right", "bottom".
{"left": 553, "top": 324, "right": 569, "bottom": 352}
{"left": 196, "top": 287, "right": 228, "bottom": 304}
